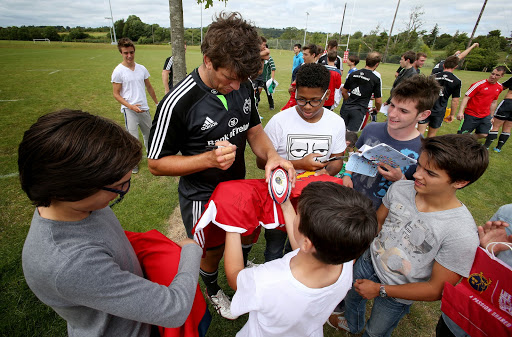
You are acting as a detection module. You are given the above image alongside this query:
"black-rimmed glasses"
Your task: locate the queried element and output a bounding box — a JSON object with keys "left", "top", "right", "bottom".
{"left": 295, "top": 90, "right": 328, "bottom": 107}
{"left": 101, "top": 179, "right": 131, "bottom": 208}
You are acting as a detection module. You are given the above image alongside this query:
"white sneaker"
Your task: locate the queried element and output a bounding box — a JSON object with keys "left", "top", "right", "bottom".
{"left": 204, "top": 289, "right": 239, "bottom": 320}
{"left": 245, "top": 260, "right": 260, "bottom": 269}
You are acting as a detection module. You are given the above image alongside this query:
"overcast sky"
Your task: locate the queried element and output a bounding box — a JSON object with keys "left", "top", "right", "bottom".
{"left": 1, "top": 0, "right": 510, "bottom": 37}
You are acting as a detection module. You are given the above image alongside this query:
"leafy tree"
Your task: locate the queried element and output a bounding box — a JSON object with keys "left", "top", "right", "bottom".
{"left": 281, "top": 27, "right": 303, "bottom": 40}
{"left": 352, "top": 31, "right": 363, "bottom": 39}
{"left": 464, "top": 48, "right": 499, "bottom": 71}
{"left": 423, "top": 23, "right": 439, "bottom": 48}
{"left": 122, "top": 15, "right": 146, "bottom": 41}
{"left": 114, "top": 19, "right": 125, "bottom": 39}
{"left": 434, "top": 33, "right": 453, "bottom": 50}
{"left": 43, "top": 26, "right": 61, "bottom": 41}
{"left": 68, "top": 28, "right": 89, "bottom": 40}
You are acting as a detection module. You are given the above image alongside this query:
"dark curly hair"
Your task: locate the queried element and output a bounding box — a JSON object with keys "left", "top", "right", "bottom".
{"left": 295, "top": 63, "right": 330, "bottom": 91}
{"left": 18, "top": 109, "right": 142, "bottom": 207}
{"left": 201, "top": 12, "right": 261, "bottom": 81}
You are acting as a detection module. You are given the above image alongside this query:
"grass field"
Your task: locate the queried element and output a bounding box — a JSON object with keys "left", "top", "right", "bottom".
{"left": 0, "top": 40, "right": 511, "bottom": 336}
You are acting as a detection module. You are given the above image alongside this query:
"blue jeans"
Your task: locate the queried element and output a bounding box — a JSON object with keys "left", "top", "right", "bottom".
{"left": 345, "top": 249, "right": 411, "bottom": 337}
{"left": 264, "top": 228, "right": 291, "bottom": 262}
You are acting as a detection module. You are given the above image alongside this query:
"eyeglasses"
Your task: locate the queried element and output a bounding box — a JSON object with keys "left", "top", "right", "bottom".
{"left": 101, "top": 179, "right": 131, "bottom": 208}
{"left": 295, "top": 90, "right": 328, "bottom": 107}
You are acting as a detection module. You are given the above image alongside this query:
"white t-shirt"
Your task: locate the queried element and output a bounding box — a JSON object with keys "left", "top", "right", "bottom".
{"left": 231, "top": 249, "right": 353, "bottom": 337}
{"left": 111, "top": 63, "right": 150, "bottom": 111}
{"left": 264, "top": 106, "right": 347, "bottom": 173}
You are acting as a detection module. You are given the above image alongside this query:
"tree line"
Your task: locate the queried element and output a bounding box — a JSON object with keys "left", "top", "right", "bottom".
{"left": 2, "top": 13, "right": 510, "bottom": 71}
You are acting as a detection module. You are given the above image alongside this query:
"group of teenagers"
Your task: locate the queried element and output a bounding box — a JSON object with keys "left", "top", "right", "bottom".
{"left": 20, "top": 11, "right": 512, "bottom": 337}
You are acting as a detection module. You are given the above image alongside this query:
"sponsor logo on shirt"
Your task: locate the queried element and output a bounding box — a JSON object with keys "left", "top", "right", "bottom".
{"left": 243, "top": 98, "right": 251, "bottom": 114}
{"left": 228, "top": 117, "right": 238, "bottom": 127}
{"left": 201, "top": 116, "right": 218, "bottom": 131}
{"left": 351, "top": 86, "right": 362, "bottom": 96}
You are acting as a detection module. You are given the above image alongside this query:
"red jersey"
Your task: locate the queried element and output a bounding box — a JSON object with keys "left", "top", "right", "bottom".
{"left": 465, "top": 80, "right": 503, "bottom": 118}
{"left": 325, "top": 70, "right": 342, "bottom": 107}
{"left": 192, "top": 175, "right": 344, "bottom": 250}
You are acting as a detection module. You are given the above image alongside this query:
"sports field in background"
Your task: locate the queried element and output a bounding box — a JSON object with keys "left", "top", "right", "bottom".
{"left": 0, "top": 40, "right": 511, "bottom": 336}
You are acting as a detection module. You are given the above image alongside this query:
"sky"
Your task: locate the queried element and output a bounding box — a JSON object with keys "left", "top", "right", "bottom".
{"left": 0, "top": 0, "right": 511, "bottom": 38}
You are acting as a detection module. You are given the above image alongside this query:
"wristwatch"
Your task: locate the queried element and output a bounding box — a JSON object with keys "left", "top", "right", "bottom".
{"left": 379, "top": 284, "right": 387, "bottom": 298}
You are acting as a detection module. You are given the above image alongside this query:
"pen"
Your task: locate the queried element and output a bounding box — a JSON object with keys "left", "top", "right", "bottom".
{"left": 205, "top": 145, "right": 225, "bottom": 150}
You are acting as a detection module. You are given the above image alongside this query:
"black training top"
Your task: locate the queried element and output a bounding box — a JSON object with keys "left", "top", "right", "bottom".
{"left": 432, "top": 71, "right": 462, "bottom": 114}
{"left": 148, "top": 68, "right": 261, "bottom": 200}
{"left": 341, "top": 68, "right": 382, "bottom": 110}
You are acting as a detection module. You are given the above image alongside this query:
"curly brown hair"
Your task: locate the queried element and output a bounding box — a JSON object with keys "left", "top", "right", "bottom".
{"left": 201, "top": 12, "right": 261, "bottom": 81}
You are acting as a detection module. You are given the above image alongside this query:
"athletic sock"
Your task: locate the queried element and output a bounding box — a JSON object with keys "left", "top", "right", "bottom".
{"left": 484, "top": 131, "right": 498, "bottom": 148}
{"left": 200, "top": 268, "right": 220, "bottom": 296}
{"left": 496, "top": 132, "right": 510, "bottom": 150}
{"left": 242, "top": 243, "right": 253, "bottom": 267}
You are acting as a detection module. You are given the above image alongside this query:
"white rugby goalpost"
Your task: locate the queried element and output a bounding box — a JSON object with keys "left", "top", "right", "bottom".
{"left": 33, "top": 38, "right": 50, "bottom": 43}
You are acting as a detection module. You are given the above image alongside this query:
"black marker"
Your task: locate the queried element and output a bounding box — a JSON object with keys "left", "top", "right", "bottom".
{"left": 205, "top": 145, "right": 225, "bottom": 150}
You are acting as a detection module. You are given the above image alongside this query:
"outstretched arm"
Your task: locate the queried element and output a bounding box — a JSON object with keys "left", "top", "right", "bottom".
{"left": 280, "top": 199, "right": 299, "bottom": 250}
{"left": 457, "top": 43, "right": 479, "bottom": 60}
{"left": 224, "top": 232, "right": 244, "bottom": 291}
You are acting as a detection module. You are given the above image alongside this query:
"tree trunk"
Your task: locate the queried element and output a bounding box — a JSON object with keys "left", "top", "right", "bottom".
{"left": 168, "top": 0, "right": 187, "bottom": 86}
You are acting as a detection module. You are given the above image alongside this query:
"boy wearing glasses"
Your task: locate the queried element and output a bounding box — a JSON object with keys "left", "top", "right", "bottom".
{"left": 257, "top": 63, "right": 347, "bottom": 262}
{"left": 19, "top": 110, "right": 203, "bottom": 336}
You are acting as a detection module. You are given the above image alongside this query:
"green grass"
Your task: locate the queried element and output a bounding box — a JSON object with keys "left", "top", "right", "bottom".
{"left": 0, "top": 40, "right": 511, "bottom": 336}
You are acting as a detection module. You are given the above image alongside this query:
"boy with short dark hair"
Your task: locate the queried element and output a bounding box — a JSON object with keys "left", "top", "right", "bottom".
{"left": 346, "top": 55, "right": 360, "bottom": 77}
{"left": 331, "top": 134, "right": 489, "bottom": 336}
{"left": 225, "top": 182, "right": 378, "bottom": 337}
{"left": 20, "top": 109, "right": 203, "bottom": 337}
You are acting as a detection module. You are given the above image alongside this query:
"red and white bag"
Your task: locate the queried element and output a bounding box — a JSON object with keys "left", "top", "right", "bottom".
{"left": 441, "top": 245, "right": 512, "bottom": 337}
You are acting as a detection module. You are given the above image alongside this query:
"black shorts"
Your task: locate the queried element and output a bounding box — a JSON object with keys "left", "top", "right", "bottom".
{"left": 458, "top": 114, "right": 492, "bottom": 135}
{"left": 252, "top": 77, "right": 266, "bottom": 89}
{"left": 494, "top": 99, "right": 512, "bottom": 121}
{"left": 178, "top": 193, "right": 208, "bottom": 239}
{"left": 340, "top": 107, "right": 368, "bottom": 132}
{"left": 418, "top": 110, "right": 445, "bottom": 129}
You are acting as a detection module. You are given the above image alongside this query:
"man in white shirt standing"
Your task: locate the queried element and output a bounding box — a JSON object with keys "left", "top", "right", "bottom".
{"left": 112, "top": 38, "right": 158, "bottom": 173}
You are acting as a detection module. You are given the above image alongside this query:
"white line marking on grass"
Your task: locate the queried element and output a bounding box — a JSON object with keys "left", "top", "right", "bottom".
{"left": 0, "top": 100, "right": 21, "bottom": 102}
{"left": 0, "top": 173, "right": 18, "bottom": 179}
{"left": 49, "top": 70, "right": 61, "bottom": 75}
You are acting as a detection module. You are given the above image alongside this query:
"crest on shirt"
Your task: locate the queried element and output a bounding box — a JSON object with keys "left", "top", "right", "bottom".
{"left": 243, "top": 98, "right": 251, "bottom": 114}
{"left": 228, "top": 117, "right": 239, "bottom": 127}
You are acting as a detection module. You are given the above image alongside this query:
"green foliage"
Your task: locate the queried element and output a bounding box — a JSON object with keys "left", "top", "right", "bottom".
{"left": 122, "top": 15, "right": 146, "bottom": 42}
{"left": 464, "top": 48, "right": 499, "bottom": 71}
{"left": 114, "top": 19, "right": 125, "bottom": 40}
{"left": 68, "top": 27, "right": 89, "bottom": 40}
{"left": 423, "top": 23, "right": 439, "bottom": 48}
